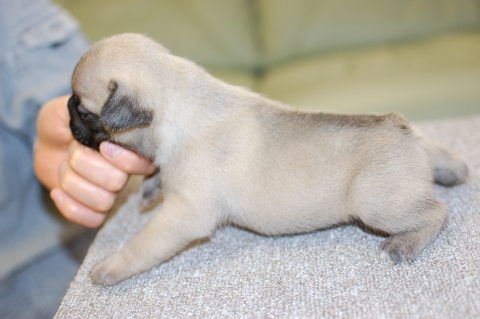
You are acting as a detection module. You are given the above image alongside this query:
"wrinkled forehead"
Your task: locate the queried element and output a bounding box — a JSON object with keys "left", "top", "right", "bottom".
{"left": 70, "top": 33, "right": 167, "bottom": 114}
{"left": 71, "top": 52, "right": 110, "bottom": 114}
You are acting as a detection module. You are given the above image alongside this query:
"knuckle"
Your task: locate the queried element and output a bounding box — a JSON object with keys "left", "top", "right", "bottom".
{"left": 106, "top": 172, "right": 128, "bottom": 192}
{"left": 95, "top": 191, "right": 117, "bottom": 212}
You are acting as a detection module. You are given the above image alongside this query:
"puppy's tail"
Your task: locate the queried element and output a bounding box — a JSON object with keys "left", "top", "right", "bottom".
{"left": 429, "top": 142, "right": 468, "bottom": 186}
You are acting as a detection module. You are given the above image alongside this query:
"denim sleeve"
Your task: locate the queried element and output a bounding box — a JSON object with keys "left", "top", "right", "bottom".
{"left": 0, "top": 0, "right": 91, "bottom": 278}
{"left": 0, "top": 0, "right": 90, "bottom": 144}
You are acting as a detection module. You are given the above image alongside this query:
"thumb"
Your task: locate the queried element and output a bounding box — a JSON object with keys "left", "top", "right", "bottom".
{"left": 100, "top": 141, "right": 157, "bottom": 175}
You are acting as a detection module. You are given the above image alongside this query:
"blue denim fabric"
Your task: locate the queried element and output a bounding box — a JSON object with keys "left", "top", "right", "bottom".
{"left": 0, "top": 0, "right": 90, "bottom": 278}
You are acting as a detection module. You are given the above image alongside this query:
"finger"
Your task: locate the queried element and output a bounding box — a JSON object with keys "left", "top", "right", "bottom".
{"left": 100, "top": 141, "right": 157, "bottom": 175}
{"left": 34, "top": 144, "right": 70, "bottom": 190}
{"left": 69, "top": 141, "right": 129, "bottom": 192}
{"left": 36, "top": 95, "right": 73, "bottom": 146}
{"left": 59, "top": 160, "right": 118, "bottom": 212}
{"left": 50, "top": 188, "right": 106, "bottom": 228}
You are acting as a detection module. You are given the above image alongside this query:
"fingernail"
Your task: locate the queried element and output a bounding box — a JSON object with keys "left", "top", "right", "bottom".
{"left": 101, "top": 141, "right": 122, "bottom": 159}
{"left": 58, "top": 161, "right": 68, "bottom": 176}
{"left": 68, "top": 140, "right": 78, "bottom": 155}
{"left": 50, "top": 189, "right": 63, "bottom": 204}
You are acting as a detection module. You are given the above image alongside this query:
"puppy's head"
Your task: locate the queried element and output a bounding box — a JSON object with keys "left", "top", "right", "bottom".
{"left": 68, "top": 33, "right": 164, "bottom": 156}
{"left": 68, "top": 80, "right": 153, "bottom": 151}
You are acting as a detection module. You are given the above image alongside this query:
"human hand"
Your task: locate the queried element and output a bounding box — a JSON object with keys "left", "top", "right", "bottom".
{"left": 34, "top": 95, "right": 157, "bottom": 228}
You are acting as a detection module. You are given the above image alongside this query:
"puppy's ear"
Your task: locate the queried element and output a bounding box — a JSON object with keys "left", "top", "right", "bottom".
{"left": 100, "top": 81, "right": 153, "bottom": 132}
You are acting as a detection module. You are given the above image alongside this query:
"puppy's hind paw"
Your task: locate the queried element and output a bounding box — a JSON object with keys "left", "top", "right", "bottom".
{"left": 379, "top": 234, "right": 422, "bottom": 265}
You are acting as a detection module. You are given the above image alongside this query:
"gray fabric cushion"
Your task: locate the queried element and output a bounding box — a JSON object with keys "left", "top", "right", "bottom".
{"left": 55, "top": 115, "right": 480, "bottom": 318}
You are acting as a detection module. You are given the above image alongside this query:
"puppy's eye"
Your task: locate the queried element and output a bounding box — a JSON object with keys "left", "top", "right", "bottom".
{"left": 78, "top": 105, "right": 94, "bottom": 120}
{"left": 77, "top": 104, "right": 89, "bottom": 114}
{"left": 80, "top": 112, "right": 94, "bottom": 121}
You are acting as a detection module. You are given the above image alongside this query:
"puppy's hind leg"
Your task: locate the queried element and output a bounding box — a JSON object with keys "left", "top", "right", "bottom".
{"left": 379, "top": 197, "right": 448, "bottom": 264}
{"left": 90, "top": 195, "right": 217, "bottom": 286}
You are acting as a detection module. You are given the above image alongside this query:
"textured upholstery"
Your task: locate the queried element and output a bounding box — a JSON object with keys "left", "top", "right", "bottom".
{"left": 56, "top": 116, "right": 480, "bottom": 318}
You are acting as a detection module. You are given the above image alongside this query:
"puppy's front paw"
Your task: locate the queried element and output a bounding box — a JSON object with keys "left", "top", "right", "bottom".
{"left": 90, "top": 253, "right": 134, "bottom": 286}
